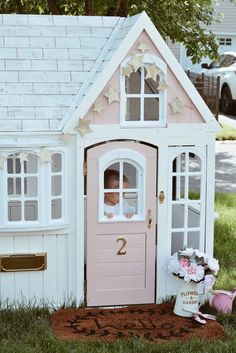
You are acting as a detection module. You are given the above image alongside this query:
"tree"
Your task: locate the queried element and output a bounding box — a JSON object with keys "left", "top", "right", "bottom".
{"left": 0, "top": 0, "right": 235, "bottom": 63}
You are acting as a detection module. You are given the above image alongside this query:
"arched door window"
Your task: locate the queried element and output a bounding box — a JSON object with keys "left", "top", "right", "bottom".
{"left": 169, "top": 147, "right": 206, "bottom": 255}
{"left": 99, "top": 150, "right": 145, "bottom": 221}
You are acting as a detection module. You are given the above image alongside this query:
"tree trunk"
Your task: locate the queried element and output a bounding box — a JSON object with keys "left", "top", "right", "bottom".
{"left": 15, "top": 0, "right": 26, "bottom": 14}
{"left": 117, "top": 0, "right": 128, "bottom": 17}
{"left": 85, "top": 0, "right": 93, "bottom": 15}
{"left": 47, "top": 0, "right": 62, "bottom": 15}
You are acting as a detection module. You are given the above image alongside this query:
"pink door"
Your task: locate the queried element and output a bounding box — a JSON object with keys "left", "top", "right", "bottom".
{"left": 87, "top": 141, "right": 157, "bottom": 306}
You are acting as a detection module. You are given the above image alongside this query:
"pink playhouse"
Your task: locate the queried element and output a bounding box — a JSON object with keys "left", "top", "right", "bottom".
{"left": 0, "top": 12, "right": 220, "bottom": 307}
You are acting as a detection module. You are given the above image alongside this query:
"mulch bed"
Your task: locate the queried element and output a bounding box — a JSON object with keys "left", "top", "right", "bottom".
{"left": 50, "top": 303, "right": 225, "bottom": 343}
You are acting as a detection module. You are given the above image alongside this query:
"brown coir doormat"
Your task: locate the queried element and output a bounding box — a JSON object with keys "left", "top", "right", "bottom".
{"left": 50, "top": 304, "right": 225, "bottom": 343}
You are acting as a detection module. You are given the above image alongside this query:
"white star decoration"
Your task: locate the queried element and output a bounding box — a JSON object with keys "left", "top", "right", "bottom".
{"left": 158, "top": 80, "right": 169, "bottom": 91}
{"left": 128, "top": 55, "right": 143, "bottom": 72}
{"left": 38, "top": 148, "right": 53, "bottom": 163}
{"left": 0, "top": 156, "right": 6, "bottom": 169}
{"left": 60, "top": 133, "right": 71, "bottom": 143}
{"left": 145, "top": 64, "right": 161, "bottom": 81}
{"left": 104, "top": 86, "right": 120, "bottom": 104}
{"left": 93, "top": 100, "right": 104, "bottom": 114}
{"left": 18, "top": 152, "right": 28, "bottom": 163}
{"left": 75, "top": 119, "right": 92, "bottom": 136}
{"left": 169, "top": 97, "right": 185, "bottom": 114}
{"left": 137, "top": 42, "right": 149, "bottom": 53}
{"left": 122, "top": 64, "right": 134, "bottom": 78}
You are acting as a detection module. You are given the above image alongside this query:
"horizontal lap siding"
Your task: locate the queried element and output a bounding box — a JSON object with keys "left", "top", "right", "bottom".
{"left": 0, "top": 233, "right": 76, "bottom": 307}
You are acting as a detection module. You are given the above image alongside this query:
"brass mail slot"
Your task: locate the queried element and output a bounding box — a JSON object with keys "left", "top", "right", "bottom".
{"left": 0, "top": 253, "right": 47, "bottom": 272}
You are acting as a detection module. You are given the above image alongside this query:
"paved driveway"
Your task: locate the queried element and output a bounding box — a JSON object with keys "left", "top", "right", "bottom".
{"left": 215, "top": 114, "right": 236, "bottom": 193}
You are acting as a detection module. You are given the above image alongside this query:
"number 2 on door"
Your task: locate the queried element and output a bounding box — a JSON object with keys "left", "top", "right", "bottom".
{"left": 116, "top": 237, "right": 127, "bottom": 255}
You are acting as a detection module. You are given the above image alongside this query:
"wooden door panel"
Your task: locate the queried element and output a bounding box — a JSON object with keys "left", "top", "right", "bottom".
{"left": 87, "top": 141, "right": 156, "bottom": 306}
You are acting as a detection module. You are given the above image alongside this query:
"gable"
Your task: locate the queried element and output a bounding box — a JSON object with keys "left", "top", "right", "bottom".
{"left": 62, "top": 12, "right": 220, "bottom": 133}
{"left": 83, "top": 31, "right": 205, "bottom": 125}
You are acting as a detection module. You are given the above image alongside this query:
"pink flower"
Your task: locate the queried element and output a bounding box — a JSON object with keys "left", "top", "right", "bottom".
{"left": 179, "top": 258, "right": 190, "bottom": 268}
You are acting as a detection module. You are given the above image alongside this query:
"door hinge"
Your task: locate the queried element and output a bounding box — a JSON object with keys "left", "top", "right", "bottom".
{"left": 83, "top": 161, "right": 87, "bottom": 175}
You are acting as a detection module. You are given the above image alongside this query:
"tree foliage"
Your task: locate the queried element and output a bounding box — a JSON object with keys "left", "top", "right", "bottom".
{"left": 0, "top": 0, "right": 236, "bottom": 63}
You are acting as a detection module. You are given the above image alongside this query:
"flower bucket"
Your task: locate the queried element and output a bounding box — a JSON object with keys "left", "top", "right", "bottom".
{"left": 174, "top": 281, "right": 199, "bottom": 317}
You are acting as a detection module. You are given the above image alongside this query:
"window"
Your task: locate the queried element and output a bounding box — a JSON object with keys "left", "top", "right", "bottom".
{"left": 169, "top": 148, "right": 206, "bottom": 255}
{"left": 217, "top": 37, "right": 232, "bottom": 46}
{"left": 99, "top": 149, "right": 145, "bottom": 221}
{"left": 120, "top": 55, "right": 167, "bottom": 127}
{"left": 0, "top": 149, "right": 66, "bottom": 230}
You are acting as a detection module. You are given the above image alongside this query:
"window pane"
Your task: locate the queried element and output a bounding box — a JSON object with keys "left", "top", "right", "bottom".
{"left": 24, "top": 154, "right": 38, "bottom": 174}
{"left": 189, "top": 153, "right": 201, "bottom": 172}
{"left": 51, "top": 153, "right": 62, "bottom": 173}
{"left": 144, "top": 72, "right": 159, "bottom": 94}
{"left": 8, "top": 201, "right": 21, "bottom": 221}
{"left": 15, "top": 157, "right": 21, "bottom": 174}
{"left": 171, "top": 232, "right": 184, "bottom": 255}
{"left": 25, "top": 200, "right": 38, "bottom": 221}
{"left": 24, "top": 177, "right": 37, "bottom": 197}
{"left": 125, "top": 70, "right": 141, "bottom": 94}
{"left": 188, "top": 205, "right": 200, "bottom": 227}
{"left": 104, "top": 164, "right": 120, "bottom": 189}
{"left": 188, "top": 176, "right": 200, "bottom": 199}
{"left": 187, "top": 231, "right": 200, "bottom": 250}
{"left": 123, "top": 162, "right": 137, "bottom": 189}
{"left": 123, "top": 192, "right": 137, "bottom": 215}
{"left": 172, "top": 175, "right": 185, "bottom": 200}
{"left": 173, "top": 153, "right": 186, "bottom": 173}
{"left": 7, "top": 178, "right": 14, "bottom": 195}
{"left": 144, "top": 98, "right": 159, "bottom": 121}
{"left": 126, "top": 98, "right": 140, "bottom": 121}
{"left": 51, "top": 199, "right": 62, "bottom": 219}
{"left": 51, "top": 175, "right": 62, "bottom": 196}
{"left": 104, "top": 193, "right": 120, "bottom": 217}
{"left": 7, "top": 158, "right": 13, "bottom": 173}
{"left": 172, "top": 203, "right": 185, "bottom": 228}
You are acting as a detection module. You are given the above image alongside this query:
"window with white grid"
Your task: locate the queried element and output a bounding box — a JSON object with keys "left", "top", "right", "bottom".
{"left": 120, "top": 54, "right": 167, "bottom": 127}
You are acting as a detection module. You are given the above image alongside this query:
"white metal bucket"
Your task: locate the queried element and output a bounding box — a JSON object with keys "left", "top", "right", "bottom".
{"left": 174, "top": 280, "right": 199, "bottom": 317}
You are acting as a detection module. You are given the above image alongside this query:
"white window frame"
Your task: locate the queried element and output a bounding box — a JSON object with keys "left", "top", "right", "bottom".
{"left": 167, "top": 146, "right": 206, "bottom": 256}
{"left": 120, "top": 54, "right": 167, "bottom": 128}
{"left": 0, "top": 147, "right": 67, "bottom": 231}
{"left": 98, "top": 149, "right": 146, "bottom": 222}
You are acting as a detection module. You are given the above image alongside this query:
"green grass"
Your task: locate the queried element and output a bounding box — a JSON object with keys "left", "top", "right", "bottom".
{"left": 0, "top": 192, "right": 235, "bottom": 353}
{"left": 216, "top": 123, "right": 236, "bottom": 141}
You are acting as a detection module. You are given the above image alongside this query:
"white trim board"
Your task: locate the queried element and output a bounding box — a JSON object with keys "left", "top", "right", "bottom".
{"left": 62, "top": 11, "right": 220, "bottom": 133}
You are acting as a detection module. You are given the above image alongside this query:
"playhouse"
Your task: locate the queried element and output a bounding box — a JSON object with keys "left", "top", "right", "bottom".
{"left": 0, "top": 12, "right": 220, "bottom": 307}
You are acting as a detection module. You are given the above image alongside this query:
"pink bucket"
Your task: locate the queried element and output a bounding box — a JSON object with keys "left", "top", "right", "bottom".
{"left": 209, "top": 288, "right": 236, "bottom": 314}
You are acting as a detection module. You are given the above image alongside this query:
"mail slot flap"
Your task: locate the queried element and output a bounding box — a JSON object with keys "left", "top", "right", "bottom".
{"left": 0, "top": 253, "right": 47, "bottom": 272}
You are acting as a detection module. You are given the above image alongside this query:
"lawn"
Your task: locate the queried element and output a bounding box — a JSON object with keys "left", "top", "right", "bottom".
{"left": 216, "top": 123, "right": 236, "bottom": 141}
{"left": 0, "top": 192, "right": 235, "bottom": 353}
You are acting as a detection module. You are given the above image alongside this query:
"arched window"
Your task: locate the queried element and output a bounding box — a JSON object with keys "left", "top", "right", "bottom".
{"left": 99, "top": 149, "right": 145, "bottom": 221}
{"left": 120, "top": 54, "right": 167, "bottom": 127}
{"left": 169, "top": 147, "right": 206, "bottom": 255}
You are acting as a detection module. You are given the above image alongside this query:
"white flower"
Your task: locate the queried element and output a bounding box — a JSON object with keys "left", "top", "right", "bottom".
{"left": 204, "top": 275, "right": 216, "bottom": 288}
{"left": 207, "top": 258, "right": 219, "bottom": 274}
{"left": 167, "top": 256, "right": 180, "bottom": 275}
{"left": 195, "top": 249, "right": 205, "bottom": 258}
{"left": 180, "top": 248, "right": 194, "bottom": 257}
{"left": 181, "top": 263, "right": 205, "bottom": 283}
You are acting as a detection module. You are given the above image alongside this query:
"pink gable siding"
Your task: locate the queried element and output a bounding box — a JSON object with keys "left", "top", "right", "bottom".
{"left": 84, "top": 30, "right": 204, "bottom": 124}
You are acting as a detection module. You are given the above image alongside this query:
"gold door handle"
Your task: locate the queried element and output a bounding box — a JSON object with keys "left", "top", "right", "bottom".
{"left": 147, "top": 208, "right": 152, "bottom": 229}
{"left": 159, "top": 191, "right": 165, "bottom": 204}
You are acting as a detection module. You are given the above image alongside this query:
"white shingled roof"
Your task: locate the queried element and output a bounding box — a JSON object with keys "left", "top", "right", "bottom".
{"left": 0, "top": 14, "right": 127, "bottom": 132}
{"left": 0, "top": 13, "right": 219, "bottom": 133}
